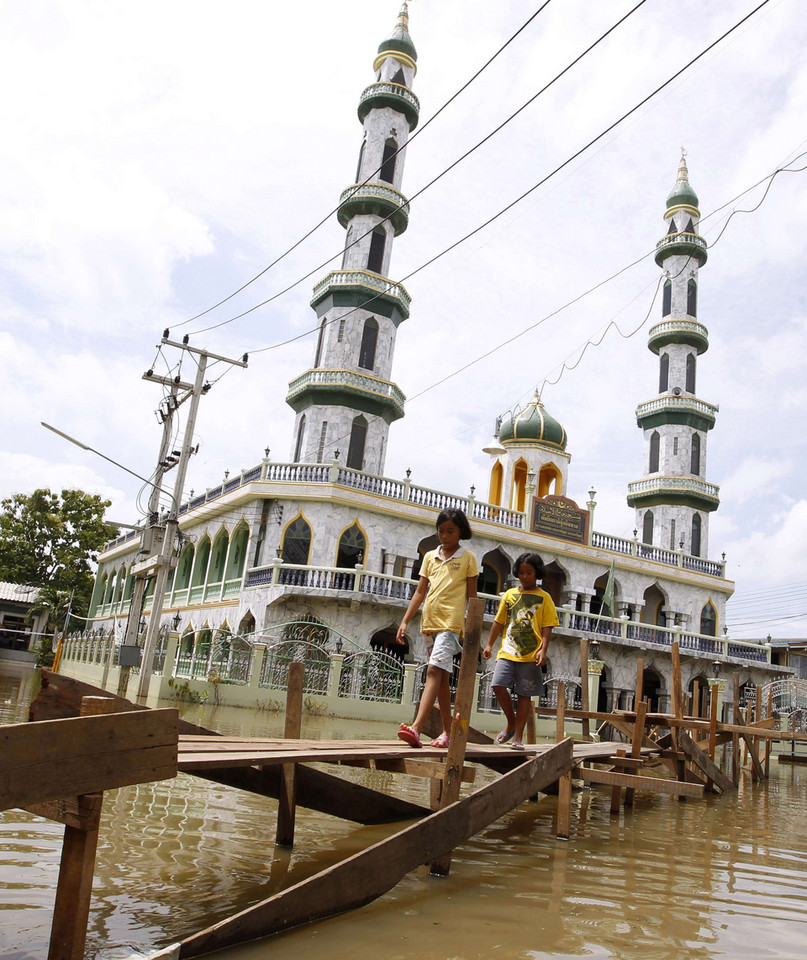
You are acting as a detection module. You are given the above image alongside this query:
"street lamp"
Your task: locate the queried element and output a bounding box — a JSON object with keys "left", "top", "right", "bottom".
{"left": 172, "top": 612, "right": 182, "bottom": 631}
{"left": 589, "top": 639, "right": 600, "bottom": 661}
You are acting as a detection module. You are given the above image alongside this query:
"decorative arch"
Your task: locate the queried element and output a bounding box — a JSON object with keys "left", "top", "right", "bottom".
{"left": 281, "top": 514, "right": 312, "bottom": 565}
{"left": 691, "top": 513, "right": 702, "bottom": 557}
{"left": 336, "top": 521, "right": 367, "bottom": 568}
{"left": 208, "top": 527, "right": 230, "bottom": 585}
{"left": 687, "top": 278, "right": 697, "bottom": 316}
{"left": 358, "top": 317, "right": 379, "bottom": 370}
{"left": 346, "top": 415, "right": 368, "bottom": 470}
{"left": 511, "top": 458, "right": 529, "bottom": 513}
{"left": 478, "top": 546, "right": 511, "bottom": 596}
{"left": 659, "top": 352, "right": 669, "bottom": 392}
{"left": 355, "top": 139, "right": 366, "bottom": 181}
{"left": 642, "top": 509, "right": 654, "bottom": 545}
{"left": 642, "top": 667, "right": 663, "bottom": 713}
{"left": 649, "top": 431, "right": 660, "bottom": 472}
{"left": 591, "top": 568, "right": 618, "bottom": 616}
{"left": 367, "top": 227, "right": 386, "bottom": 274}
{"left": 191, "top": 536, "right": 211, "bottom": 588}
{"left": 412, "top": 533, "right": 439, "bottom": 580}
{"left": 488, "top": 460, "right": 503, "bottom": 506}
{"left": 662, "top": 279, "right": 672, "bottom": 316}
{"left": 314, "top": 319, "right": 326, "bottom": 368}
{"left": 371, "top": 625, "right": 406, "bottom": 661}
{"left": 174, "top": 543, "right": 194, "bottom": 591}
{"left": 690, "top": 433, "right": 701, "bottom": 475}
{"left": 294, "top": 414, "right": 307, "bottom": 462}
{"left": 380, "top": 137, "right": 397, "bottom": 183}
{"left": 238, "top": 610, "right": 256, "bottom": 638}
{"left": 641, "top": 583, "right": 667, "bottom": 626}
{"left": 538, "top": 463, "right": 561, "bottom": 498}
{"left": 542, "top": 559, "right": 566, "bottom": 606}
{"left": 686, "top": 353, "right": 696, "bottom": 393}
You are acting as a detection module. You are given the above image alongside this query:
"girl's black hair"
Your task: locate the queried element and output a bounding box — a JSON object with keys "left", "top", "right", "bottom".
{"left": 436, "top": 507, "right": 472, "bottom": 540}
{"left": 513, "top": 552, "right": 545, "bottom": 578}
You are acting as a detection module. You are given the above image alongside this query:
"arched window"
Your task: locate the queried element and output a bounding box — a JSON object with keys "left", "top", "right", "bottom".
{"left": 488, "top": 460, "right": 503, "bottom": 506}
{"left": 380, "top": 138, "right": 397, "bottom": 184}
{"left": 336, "top": 523, "right": 366, "bottom": 568}
{"left": 512, "top": 459, "right": 528, "bottom": 513}
{"left": 691, "top": 513, "right": 702, "bottom": 557}
{"left": 686, "top": 353, "right": 696, "bottom": 393}
{"left": 358, "top": 317, "right": 379, "bottom": 370}
{"left": 477, "top": 563, "right": 499, "bottom": 596}
{"left": 314, "top": 319, "right": 326, "bottom": 367}
{"left": 700, "top": 601, "right": 716, "bottom": 637}
{"left": 191, "top": 537, "right": 211, "bottom": 588}
{"left": 538, "top": 463, "right": 561, "bottom": 497}
{"left": 347, "top": 415, "right": 367, "bottom": 470}
{"left": 175, "top": 544, "right": 194, "bottom": 591}
{"left": 684, "top": 217, "right": 695, "bottom": 234}
{"left": 281, "top": 516, "right": 312, "bottom": 565}
{"left": 690, "top": 433, "right": 701, "bottom": 475}
{"left": 392, "top": 67, "right": 405, "bottom": 85}
{"left": 649, "top": 431, "right": 660, "bottom": 472}
{"left": 294, "top": 414, "right": 307, "bottom": 462}
{"left": 642, "top": 510, "right": 654, "bottom": 545}
{"left": 667, "top": 219, "right": 678, "bottom": 235}
{"left": 367, "top": 227, "right": 386, "bottom": 274}
{"left": 687, "top": 279, "right": 697, "bottom": 317}
{"left": 662, "top": 280, "right": 672, "bottom": 317}
{"left": 355, "top": 140, "right": 366, "bottom": 182}
{"left": 225, "top": 523, "right": 249, "bottom": 581}
{"left": 208, "top": 530, "right": 229, "bottom": 585}
{"left": 659, "top": 352, "right": 669, "bottom": 392}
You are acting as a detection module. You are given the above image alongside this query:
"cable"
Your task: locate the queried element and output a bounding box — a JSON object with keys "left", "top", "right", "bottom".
{"left": 174, "top": 3, "right": 556, "bottom": 329}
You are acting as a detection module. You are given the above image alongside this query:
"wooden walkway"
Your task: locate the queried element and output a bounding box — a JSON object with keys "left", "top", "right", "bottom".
{"left": 9, "top": 604, "right": 807, "bottom": 959}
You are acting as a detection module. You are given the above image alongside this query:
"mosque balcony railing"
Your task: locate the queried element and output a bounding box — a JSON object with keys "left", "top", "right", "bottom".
{"left": 243, "top": 560, "right": 502, "bottom": 616}
{"left": 310, "top": 269, "right": 412, "bottom": 315}
{"left": 654, "top": 231, "right": 708, "bottom": 265}
{"left": 591, "top": 531, "right": 725, "bottom": 577}
{"left": 337, "top": 182, "right": 410, "bottom": 234}
{"left": 647, "top": 319, "right": 709, "bottom": 348}
{"left": 635, "top": 395, "right": 718, "bottom": 423}
{"left": 286, "top": 369, "right": 407, "bottom": 413}
{"left": 557, "top": 606, "right": 771, "bottom": 664}
{"left": 627, "top": 476, "right": 720, "bottom": 504}
{"left": 358, "top": 81, "right": 420, "bottom": 128}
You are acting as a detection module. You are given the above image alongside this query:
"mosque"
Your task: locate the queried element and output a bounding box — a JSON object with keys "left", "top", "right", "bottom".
{"left": 87, "top": 4, "right": 779, "bottom": 714}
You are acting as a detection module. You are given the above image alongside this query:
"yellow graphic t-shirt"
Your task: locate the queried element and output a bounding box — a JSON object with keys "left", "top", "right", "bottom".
{"left": 494, "top": 587, "right": 559, "bottom": 662}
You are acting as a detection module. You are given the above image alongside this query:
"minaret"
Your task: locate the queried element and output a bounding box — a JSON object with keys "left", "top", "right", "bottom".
{"left": 627, "top": 153, "right": 719, "bottom": 558}
{"left": 285, "top": 3, "right": 418, "bottom": 476}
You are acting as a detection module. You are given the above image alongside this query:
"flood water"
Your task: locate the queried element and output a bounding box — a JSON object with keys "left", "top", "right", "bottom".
{"left": 2, "top": 660, "right": 806, "bottom": 960}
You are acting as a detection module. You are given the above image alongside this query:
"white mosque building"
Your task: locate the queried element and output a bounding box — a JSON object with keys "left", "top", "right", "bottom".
{"left": 85, "top": 4, "right": 778, "bottom": 716}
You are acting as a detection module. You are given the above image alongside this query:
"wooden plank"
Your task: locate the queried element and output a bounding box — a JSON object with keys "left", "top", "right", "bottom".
{"left": 176, "top": 739, "right": 575, "bottom": 958}
{"left": 610, "top": 749, "right": 626, "bottom": 814}
{"left": 24, "top": 794, "right": 103, "bottom": 831}
{"left": 342, "top": 757, "right": 476, "bottom": 783}
{"left": 580, "top": 767, "right": 704, "bottom": 798}
{"left": 677, "top": 729, "right": 735, "bottom": 793}
{"left": 431, "top": 596, "right": 484, "bottom": 876}
{"left": 579, "top": 639, "right": 590, "bottom": 742}
{"left": 1, "top": 709, "right": 179, "bottom": 810}
{"left": 624, "top": 700, "right": 647, "bottom": 807}
{"left": 635, "top": 658, "right": 644, "bottom": 710}
{"left": 556, "top": 770, "right": 573, "bottom": 840}
{"left": 741, "top": 731, "right": 765, "bottom": 782}
{"left": 556, "top": 680, "right": 567, "bottom": 743}
{"left": 275, "top": 662, "right": 304, "bottom": 848}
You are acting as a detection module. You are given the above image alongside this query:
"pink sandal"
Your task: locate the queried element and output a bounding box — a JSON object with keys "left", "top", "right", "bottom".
{"left": 397, "top": 723, "right": 422, "bottom": 748}
{"left": 431, "top": 732, "right": 450, "bottom": 748}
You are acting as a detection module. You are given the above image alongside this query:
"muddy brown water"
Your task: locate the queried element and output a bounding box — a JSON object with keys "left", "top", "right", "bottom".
{"left": 2, "top": 662, "right": 806, "bottom": 960}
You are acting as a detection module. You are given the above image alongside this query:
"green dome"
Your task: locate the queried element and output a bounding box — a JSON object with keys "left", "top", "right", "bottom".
{"left": 378, "top": 3, "right": 417, "bottom": 62}
{"left": 498, "top": 395, "right": 567, "bottom": 451}
{"left": 666, "top": 152, "right": 699, "bottom": 210}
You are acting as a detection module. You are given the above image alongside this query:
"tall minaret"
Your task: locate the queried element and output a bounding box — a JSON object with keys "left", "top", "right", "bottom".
{"left": 286, "top": 3, "right": 418, "bottom": 476}
{"left": 627, "top": 153, "right": 720, "bottom": 558}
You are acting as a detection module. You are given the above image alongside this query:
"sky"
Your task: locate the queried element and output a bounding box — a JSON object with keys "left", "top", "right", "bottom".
{"left": 2, "top": 0, "right": 806, "bottom": 639}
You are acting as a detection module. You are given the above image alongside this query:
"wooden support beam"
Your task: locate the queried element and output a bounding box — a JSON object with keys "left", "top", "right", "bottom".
{"left": 581, "top": 767, "right": 704, "bottom": 799}
{"left": 732, "top": 675, "right": 741, "bottom": 786}
{"left": 275, "top": 662, "right": 304, "bottom": 848}
{"left": 556, "top": 680, "right": 567, "bottom": 743}
{"left": 431, "top": 597, "right": 484, "bottom": 876}
{"left": 741, "top": 731, "right": 765, "bottom": 782}
{"left": 610, "top": 749, "right": 626, "bottom": 814}
{"left": 579, "top": 639, "right": 590, "bottom": 742}
{"left": 176, "top": 740, "right": 575, "bottom": 958}
{"left": 340, "top": 757, "right": 476, "bottom": 783}
{"left": 709, "top": 684, "right": 718, "bottom": 760}
{"left": 635, "top": 658, "right": 644, "bottom": 712}
{"left": 677, "top": 730, "right": 735, "bottom": 793}
{"left": 556, "top": 770, "right": 573, "bottom": 840}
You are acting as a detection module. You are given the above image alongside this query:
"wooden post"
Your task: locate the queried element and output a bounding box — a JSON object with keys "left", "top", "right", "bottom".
{"left": 48, "top": 696, "right": 114, "bottom": 960}
{"left": 732, "top": 674, "right": 741, "bottom": 786}
{"left": 709, "top": 685, "right": 718, "bottom": 761}
{"left": 765, "top": 684, "right": 773, "bottom": 778}
{"left": 692, "top": 679, "right": 701, "bottom": 718}
{"left": 623, "top": 700, "right": 647, "bottom": 808}
{"left": 556, "top": 680, "right": 566, "bottom": 743}
{"left": 634, "top": 658, "right": 644, "bottom": 712}
{"left": 610, "top": 748, "right": 626, "bottom": 814}
{"left": 276, "top": 661, "right": 304, "bottom": 847}
{"left": 430, "top": 597, "right": 484, "bottom": 876}
{"left": 670, "top": 643, "right": 683, "bottom": 753}
{"left": 579, "top": 638, "right": 590, "bottom": 742}
{"left": 556, "top": 770, "right": 573, "bottom": 840}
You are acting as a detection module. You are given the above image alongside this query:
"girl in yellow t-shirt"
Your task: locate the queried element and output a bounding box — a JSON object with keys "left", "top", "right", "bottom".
{"left": 395, "top": 508, "right": 478, "bottom": 748}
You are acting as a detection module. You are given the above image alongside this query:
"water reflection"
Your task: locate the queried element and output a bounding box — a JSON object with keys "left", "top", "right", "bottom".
{"left": 2, "top": 663, "right": 807, "bottom": 960}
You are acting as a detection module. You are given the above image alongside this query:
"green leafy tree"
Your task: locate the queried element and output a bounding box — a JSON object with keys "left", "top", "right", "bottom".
{"left": 0, "top": 488, "right": 116, "bottom": 616}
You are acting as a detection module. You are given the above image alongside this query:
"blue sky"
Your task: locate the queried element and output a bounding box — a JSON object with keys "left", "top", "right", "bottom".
{"left": 2, "top": 1, "right": 806, "bottom": 637}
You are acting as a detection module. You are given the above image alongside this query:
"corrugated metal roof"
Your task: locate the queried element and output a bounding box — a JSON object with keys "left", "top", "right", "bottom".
{"left": 0, "top": 582, "right": 40, "bottom": 603}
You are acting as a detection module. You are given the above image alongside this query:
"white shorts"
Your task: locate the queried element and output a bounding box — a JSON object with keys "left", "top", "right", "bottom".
{"left": 427, "top": 630, "right": 462, "bottom": 671}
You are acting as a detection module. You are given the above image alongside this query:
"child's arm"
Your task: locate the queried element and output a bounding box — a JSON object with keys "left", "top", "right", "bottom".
{"left": 483, "top": 620, "right": 502, "bottom": 660}
{"left": 535, "top": 626, "right": 553, "bottom": 666}
{"left": 396, "top": 577, "right": 429, "bottom": 643}
{"left": 466, "top": 575, "right": 478, "bottom": 600}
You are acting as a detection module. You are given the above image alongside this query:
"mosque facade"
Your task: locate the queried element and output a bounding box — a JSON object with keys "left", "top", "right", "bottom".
{"left": 87, "top": 5, "right": 778, "bottom": 714}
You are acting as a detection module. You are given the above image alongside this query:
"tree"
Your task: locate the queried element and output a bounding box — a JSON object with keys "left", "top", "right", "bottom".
{"left": 0, "top": 488, "right": 116, "bottom": 616}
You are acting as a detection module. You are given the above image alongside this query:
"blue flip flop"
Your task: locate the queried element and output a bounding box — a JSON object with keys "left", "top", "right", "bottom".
{"left": 496, "top": 730, "right": 514, "bottom": 744}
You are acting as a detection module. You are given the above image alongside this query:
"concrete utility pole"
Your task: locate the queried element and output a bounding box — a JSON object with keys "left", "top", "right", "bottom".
{"left": 118, "top": 336, "right": 247, "bottom": 701}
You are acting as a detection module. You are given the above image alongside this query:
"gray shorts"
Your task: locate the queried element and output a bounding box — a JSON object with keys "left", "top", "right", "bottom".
{"left": 427, "top": 630, "right": 462, "bottom": 671}
{"left": 492, "top": 658, "right": 544, "bottom": 698}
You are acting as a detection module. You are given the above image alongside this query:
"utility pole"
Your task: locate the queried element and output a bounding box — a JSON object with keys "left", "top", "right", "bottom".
{"left": 132, "top": 337, "right": 248, "bottom": 701}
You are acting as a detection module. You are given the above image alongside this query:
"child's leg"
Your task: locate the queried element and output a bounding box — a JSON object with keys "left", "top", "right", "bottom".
{"left": 435, "top": 667, "right": 453, "bottom": 736}
{"left": 514, "top": 694, "right": 533, "bottom": 743}
{"left": 492, "top": 685, "right": 516, "bottom": 733}
{"left": 411, "top": 664, "right": 445, "bottom": 733}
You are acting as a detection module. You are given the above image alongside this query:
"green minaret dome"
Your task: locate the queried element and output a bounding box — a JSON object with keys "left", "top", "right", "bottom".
{"left": 378, "top": 2, "right": 418, "bottom": 62}
{"left": 666, "top": 151, "right": 699, "bottom": 210}
{"left": 498, "top": 393, "right": 567, "bottom": 451}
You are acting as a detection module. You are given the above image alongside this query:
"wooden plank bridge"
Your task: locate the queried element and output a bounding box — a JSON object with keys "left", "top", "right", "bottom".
{"left": 5, "top": 600, "right": 807, "bottom": 959}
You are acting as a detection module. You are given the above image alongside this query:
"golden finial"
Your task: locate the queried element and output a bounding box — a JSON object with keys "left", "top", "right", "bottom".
{"left": 677, "top": 147, "right": 689, "bottom": 183}
{"left": 398, "top": 2, "right": 409, "bottom": 30}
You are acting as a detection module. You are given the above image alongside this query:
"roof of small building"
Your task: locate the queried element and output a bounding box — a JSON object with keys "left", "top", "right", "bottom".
{"left": 498, "top": 393, "right": 567, "bottom": 451}
{"left": 0, "top": 582, "right": 39, "bottom": 603}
